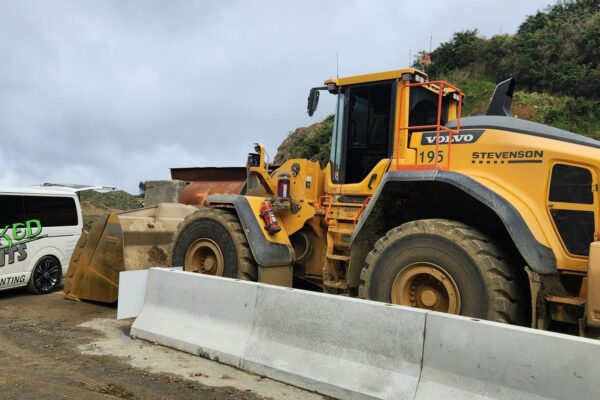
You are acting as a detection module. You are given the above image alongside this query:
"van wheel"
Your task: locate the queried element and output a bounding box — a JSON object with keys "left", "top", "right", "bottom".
{"left": 359, "top": 219, "right": 527, "bottom": 325}
{"left": 170, "top": 208, "right": 257, "bottom": 280}
{"left": 27, "top": 256, "right": 61, "bottom": 294}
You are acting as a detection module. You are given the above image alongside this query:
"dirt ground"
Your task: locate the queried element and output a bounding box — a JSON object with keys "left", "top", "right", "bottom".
{"left": 0, "top": 288, "right": 324, "bottom": 400}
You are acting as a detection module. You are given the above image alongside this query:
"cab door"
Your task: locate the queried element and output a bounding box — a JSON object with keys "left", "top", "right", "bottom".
{"left": 328, "top": 80, "right": 396, "bottom": 196}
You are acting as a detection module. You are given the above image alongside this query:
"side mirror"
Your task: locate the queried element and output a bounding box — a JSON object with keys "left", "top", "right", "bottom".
{"left": 307, "top": 86, "right": 326, "bottom": 117}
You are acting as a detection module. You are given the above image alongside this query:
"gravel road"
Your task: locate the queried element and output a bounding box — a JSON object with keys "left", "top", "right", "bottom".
{"left": 0, "top": 288, "right": 324, "bottom": 400}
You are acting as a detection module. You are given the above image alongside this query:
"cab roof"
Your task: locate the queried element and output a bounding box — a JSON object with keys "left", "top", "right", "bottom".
{"left": 324, "top": 68, "right": 428, "bottom": 86}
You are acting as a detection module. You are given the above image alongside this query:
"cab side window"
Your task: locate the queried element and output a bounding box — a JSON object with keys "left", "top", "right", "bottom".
{"left": 343, "top": 82, "right": 393, "bottom": 184}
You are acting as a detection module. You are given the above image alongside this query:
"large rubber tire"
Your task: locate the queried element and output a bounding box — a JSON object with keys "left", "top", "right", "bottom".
{"left": 359, "top": 219, "right": 527, "bottom": 325}
{"left": 170, "top": 208, "right": 257, "bottom": 280}
{"left": 27, "top": 256, "right": 61, "bottom": 294}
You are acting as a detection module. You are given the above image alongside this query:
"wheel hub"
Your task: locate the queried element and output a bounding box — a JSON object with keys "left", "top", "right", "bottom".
{"left": 420, "top": 289, "right": 438, "bottom": 307}
{"left": 184, "top": 239, "right": 225, "bottom": 276}
{"left": 392, "top": 262, "right": 461, "bottom": 314}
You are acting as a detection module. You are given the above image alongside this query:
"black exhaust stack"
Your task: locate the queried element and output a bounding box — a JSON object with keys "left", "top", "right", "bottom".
{"left": 486, "top": 78, "right": 515, "bottom": 117}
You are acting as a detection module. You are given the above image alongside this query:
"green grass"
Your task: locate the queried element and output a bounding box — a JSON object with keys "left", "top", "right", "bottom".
{"left": 79, "top": 190, "right": 140, "bottom": 211}
{"left": 443, "top": 70, "right": 600, "bottom": 138}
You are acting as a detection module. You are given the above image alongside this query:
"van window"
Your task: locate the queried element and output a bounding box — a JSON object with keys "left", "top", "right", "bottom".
{"left": 23, "top": 196, "right": 78, "bottom": 227}
{"left": 0, "top": 195, "right": 26, "bottom": 226}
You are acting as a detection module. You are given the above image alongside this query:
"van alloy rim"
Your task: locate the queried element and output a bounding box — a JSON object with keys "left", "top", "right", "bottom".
{"left": 35, "top": 258, "right": 60, "bottom": 292}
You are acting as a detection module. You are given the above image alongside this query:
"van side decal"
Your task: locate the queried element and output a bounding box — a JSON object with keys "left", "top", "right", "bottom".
{"left": 0, "top": 274, "right": 27, "bottom": 287}
{"left": 0, "top": 219, "right": 44, "bottom": 250}
{"left": 0, "top": 244, "right": 27, "bottom": 267}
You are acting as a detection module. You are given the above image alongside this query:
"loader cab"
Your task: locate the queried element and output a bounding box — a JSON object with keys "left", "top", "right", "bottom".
{"left": 310, "top": 69, "right": 459, "bottom": 188}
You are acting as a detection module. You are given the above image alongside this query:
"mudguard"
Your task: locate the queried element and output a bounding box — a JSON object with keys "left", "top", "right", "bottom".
{"left": 206, "top": 194, "right": 295, "bottom": 267}
{"left": 351, "top": 170, "right": 557, "bottom": 275}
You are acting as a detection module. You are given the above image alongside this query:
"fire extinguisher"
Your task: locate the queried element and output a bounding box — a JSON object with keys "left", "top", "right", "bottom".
{"left": 260, "top": 200, "right": 281, "bottom": 235}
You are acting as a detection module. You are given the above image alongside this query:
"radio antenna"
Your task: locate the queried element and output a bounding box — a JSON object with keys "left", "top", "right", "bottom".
{"left": 336, "top": 53, "right": 339, "bottom": 78}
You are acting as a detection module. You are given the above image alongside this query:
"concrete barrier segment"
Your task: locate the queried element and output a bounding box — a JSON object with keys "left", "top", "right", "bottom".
{"left": 117, "top": 269, "right": 149, "bottom": 319}
{"left": 241, "top": 285, "right": 427, "bottom": 400}
{"left": 129, "top": 269, "right": 600, "bottom": 400}
{"left": 415, "top": 312, "right": 600, "bottom": 400}
{"left": 130, "top": 268, "right": 258, "bottom": 367}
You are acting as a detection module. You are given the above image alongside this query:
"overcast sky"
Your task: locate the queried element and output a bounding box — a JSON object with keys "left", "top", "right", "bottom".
{"left": 0, "top": 0, "right": 552, "bottom": 193}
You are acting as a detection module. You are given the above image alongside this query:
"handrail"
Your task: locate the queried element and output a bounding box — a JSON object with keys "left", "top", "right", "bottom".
{"left": 353, "top": 197, "right": 371, "bottom": 226}
{"left": 395, "top": 80, "right": 463, "bottom": 171}
{"left": 318, "top": 195, "right": 334, "bottom": 225}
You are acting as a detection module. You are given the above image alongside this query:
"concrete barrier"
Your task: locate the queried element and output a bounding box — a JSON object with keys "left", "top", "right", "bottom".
{"left": 242, "top": 285, "right": 426, "bottom": 400}
{"left": 130, "top": 268, "right": 600, "bottom": 400}
{"left": 144, "top": 180, "right": 187, "bottom": 207}
{"left": 130, "top": 269, "right": 258, "bottom": 367}
{"left": 416, "top": 312, "right": 600, "bottom": 400}
{"left": 117, "top": 269, "right": 149, "bottom": 320}
{"left": 117, "top": 267, "right": 182, "bottom": 320}
{"left": 131, "top": 269, "right": 426, "bottom": 399}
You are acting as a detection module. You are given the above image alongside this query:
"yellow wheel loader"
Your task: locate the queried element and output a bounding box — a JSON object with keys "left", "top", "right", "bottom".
{"left": 65, "top": 68, "right": 600, "bottom": 334}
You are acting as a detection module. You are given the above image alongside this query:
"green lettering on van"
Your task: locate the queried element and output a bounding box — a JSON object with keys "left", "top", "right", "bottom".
{"left": 26, "top": 219, "right": 42, "bottom": 239}
{"left": 0, "top": 219, "right": 44, "bottom": 250}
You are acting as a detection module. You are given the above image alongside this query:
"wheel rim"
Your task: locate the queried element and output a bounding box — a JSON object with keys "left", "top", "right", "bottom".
{"left": 35, "top": 258, "right": 60, "bottom": 292}
{"left": 184, "top": 238, "right": 225, "bottom": 276}
{"left": 391, "top": 262, "right": 461, "bottom": 314}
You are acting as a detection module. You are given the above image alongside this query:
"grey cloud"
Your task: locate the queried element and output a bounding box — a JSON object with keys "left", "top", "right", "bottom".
{"left": 0, "top": 0, "right": 550, "bottom": 192}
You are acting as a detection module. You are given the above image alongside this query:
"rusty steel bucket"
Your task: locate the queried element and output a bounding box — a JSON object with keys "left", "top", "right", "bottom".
{"left": 64, "top": 203, "right": 199, "bottom": 303}
{"left": 65, "top": 167, "right": 247, "bottom": 303}
{"left": 179, "top": 181, "right": 246, "bottom": 206}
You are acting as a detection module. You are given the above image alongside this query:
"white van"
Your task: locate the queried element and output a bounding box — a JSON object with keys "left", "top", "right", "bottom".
{"left": 0, "top": 186, "right": 83, "bottom": 294}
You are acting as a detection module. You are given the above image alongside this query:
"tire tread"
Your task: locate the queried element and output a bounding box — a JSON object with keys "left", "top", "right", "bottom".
{"left": 169, "top": 208, "right": 257, "bottom": 281}
{"left": 358, "top": 218, "right": 527, "bottom": 325}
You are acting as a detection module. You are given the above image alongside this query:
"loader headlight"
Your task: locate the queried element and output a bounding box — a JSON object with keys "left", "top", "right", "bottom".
{"left": 402, "top": 73, "right": 426, "bottom": 83}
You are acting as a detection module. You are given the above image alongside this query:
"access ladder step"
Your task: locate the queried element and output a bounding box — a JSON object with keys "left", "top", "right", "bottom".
{"left": 545, "top": 295, "right": 585, "bottom": 307}
{"left": 329, "top": 228, "right": 354, "bottom": 235}
{"left": 327, "top": 254, "right": 351, "bottom": 261}
{"left": 323, "top": 279, "right": 349, "bottom": 290}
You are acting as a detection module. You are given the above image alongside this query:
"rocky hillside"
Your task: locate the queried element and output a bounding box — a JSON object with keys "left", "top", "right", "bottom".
{"left": 274, "top": 115, "right": 334, "bottom": 167}
{"left": 79, "top": 189, "right": 141, "bottom": 230}
{"left": 275, "top": 0, "right": 600, "bottom": 164}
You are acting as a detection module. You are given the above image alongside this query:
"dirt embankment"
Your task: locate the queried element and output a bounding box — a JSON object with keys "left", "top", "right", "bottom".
{"left": 0, "top": 289, "right": 322, "bottom": 400}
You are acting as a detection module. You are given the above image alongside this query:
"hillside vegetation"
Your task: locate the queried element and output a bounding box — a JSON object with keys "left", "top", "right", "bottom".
{"left": 79, "top": 189, "right": 141, "bottom": 230}
{"left": 276, "top": 0, "right": 600, "bottom": 163}
{"left": 274, "top": 115, "right": 334, "bottom": 166}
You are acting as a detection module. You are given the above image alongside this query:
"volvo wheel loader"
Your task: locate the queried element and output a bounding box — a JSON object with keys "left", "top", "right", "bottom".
{"left": 65, "top": 68, "right": 600, "bottom": 334}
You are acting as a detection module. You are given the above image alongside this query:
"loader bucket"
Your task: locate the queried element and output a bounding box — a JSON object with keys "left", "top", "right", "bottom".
{"left": 63, "top": 212, "right": 124, "bottom": 303}
{"left": 64, "top": 203, "right": 199, "bottom": 303}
